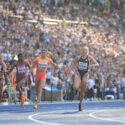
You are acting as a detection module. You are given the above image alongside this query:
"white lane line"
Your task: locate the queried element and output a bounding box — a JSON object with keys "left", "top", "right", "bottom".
{"left": 28, "top": 111, "right": 64, "bottom": 125}
{"left": 89, "top": 110, "right": 125, "bottom": 123}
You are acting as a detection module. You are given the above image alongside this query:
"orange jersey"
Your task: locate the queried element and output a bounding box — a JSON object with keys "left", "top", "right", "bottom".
{"left": 34, "top": 57, "right": 51, "bottom": 71}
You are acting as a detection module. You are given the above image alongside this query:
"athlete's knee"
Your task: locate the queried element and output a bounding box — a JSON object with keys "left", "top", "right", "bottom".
{"left": 81, "top": 79, "right": 87, "bottom": 85}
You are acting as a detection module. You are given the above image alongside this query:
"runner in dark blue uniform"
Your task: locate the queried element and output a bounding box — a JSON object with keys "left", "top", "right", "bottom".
{"left": 69, "top": 47, "right": 99, "bottom": 111}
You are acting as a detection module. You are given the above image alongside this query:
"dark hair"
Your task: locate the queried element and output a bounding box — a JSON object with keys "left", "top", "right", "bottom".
{"left": 18, "top": 53, "right": 23, "bottom": 58}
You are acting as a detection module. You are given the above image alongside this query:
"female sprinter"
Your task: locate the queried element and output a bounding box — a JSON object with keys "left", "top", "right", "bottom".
{"left": 31, "top": 49, "right": 60, "bottom": 109}
{"left": 69, "top": 46, "right": 99, "bottom": 111}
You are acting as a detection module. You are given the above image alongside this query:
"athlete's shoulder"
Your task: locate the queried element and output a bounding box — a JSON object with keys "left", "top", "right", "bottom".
{"left": 46, "top": 57, "right": 50, "bottom": 59}
{"left": 34, "top": 56, "right": 40, "bottom": 61}
{"left": 46, "top": 57, "right": 52, "bottom": 62}
{"left": 37, "top": 56, "right": 41, "bottom": 59}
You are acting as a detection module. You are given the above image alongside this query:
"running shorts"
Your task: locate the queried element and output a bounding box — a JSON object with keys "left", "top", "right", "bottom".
{"left": 35, "top": 72, "right": 46, "bottom": 81}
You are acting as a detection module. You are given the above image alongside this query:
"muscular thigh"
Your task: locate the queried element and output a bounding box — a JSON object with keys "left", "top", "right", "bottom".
{"left": 39, "top": 79, "right": 46, "bottom": 88}
{"left": 81, "top": 73, "right": 88, "bottom": 84}
{"left": 17, "top": 78, "right": 26, "bottom": 86}
{"left": 73, "top": 71, "right": 81, "bottom": 90}
{"left": 79, "top": 73, "right": 88, "bottom": 91}
{"left": 36, "top": 79, "right": 46, "bottom": 88}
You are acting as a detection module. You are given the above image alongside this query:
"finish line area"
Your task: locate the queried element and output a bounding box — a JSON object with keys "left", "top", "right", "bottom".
{"left": 0, "top": 100, "right": 125, "bottom": 125}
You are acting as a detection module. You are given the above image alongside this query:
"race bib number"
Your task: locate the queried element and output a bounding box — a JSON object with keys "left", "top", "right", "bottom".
{"left": 39, "top": 61, "right": 47, "bottom": 69}
{"left": 78, "top": 62, "right": 88, "bottom": 70}
{"left": 17, "top": 66, "right": 26, "bottom": 73}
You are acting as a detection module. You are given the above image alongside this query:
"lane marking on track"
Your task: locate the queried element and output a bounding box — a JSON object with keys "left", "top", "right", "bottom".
{"left": 28, "top": 111, "right": 64, "bottom": 125}
{"left": 28, "top": 109, "right": 83, "bottom": 125}
{"left": 89, "top": 110, "right": 125, "bottom": 123}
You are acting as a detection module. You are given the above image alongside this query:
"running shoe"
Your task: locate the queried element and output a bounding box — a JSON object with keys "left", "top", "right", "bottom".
{"left": 33, "top": 104, "right": 37, "bottom": 109}
{"left": 79, "top": 104, "right": 82, "bottom": 111}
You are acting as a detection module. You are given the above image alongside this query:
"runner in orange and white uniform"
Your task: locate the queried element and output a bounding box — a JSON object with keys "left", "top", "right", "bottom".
{"left": 31, "top": 49, "right": 60, "bottom": 109}
{"left": 35, "top": 56, "right": 50, "bottom": 81}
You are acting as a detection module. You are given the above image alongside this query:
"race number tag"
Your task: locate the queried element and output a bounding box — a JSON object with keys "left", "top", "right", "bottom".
{"left": 78, "top": 62, "right": 88, "bottom": 70}
{"left": 39, "top": 61, "right": 47, "bottom": 69}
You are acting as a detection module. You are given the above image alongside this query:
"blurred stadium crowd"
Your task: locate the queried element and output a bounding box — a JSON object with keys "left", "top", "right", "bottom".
{"left": 0, "top": 0, "right": 125, "bottom": 101}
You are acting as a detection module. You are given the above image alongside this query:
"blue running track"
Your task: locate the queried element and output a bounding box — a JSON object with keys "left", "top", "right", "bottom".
{"left": 0, "top": 100, "right": 125, "bottom": 125}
